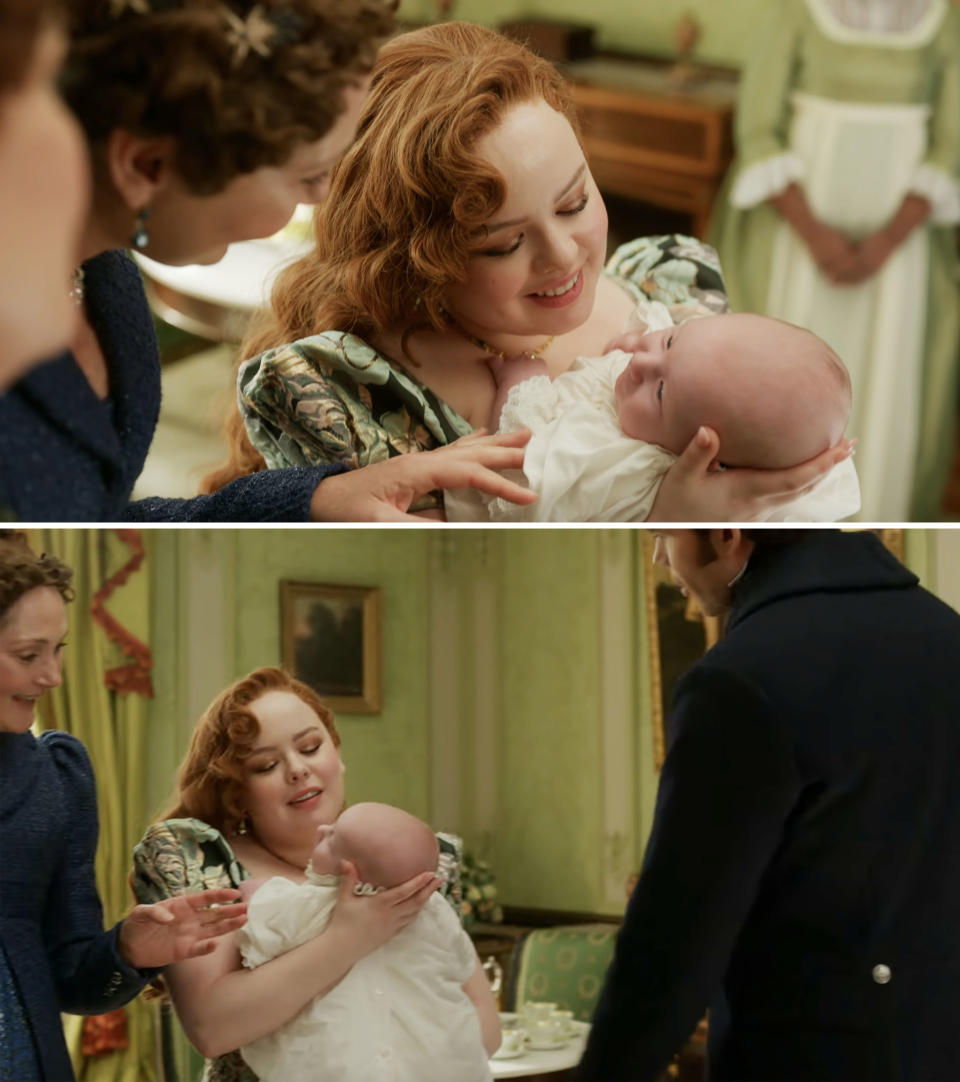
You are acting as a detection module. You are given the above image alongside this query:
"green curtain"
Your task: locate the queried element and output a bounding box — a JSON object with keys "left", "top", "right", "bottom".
{"left": 34, "top": 529, "right": 158, "bottom": 1082}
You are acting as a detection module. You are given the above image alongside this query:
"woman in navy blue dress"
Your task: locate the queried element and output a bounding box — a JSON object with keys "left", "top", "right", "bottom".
{"left": 0, "top": 531, "right": 248, "bottom": 1081}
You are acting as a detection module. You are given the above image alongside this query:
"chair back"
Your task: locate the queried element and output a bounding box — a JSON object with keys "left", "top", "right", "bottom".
{"left": 506, "top": 923, "right": 618, "bottom": 1022}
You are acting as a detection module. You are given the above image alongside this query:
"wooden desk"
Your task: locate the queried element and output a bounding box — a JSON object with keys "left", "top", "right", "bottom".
{"left": 563, "top": 57, "right": 737, "bottom": 237}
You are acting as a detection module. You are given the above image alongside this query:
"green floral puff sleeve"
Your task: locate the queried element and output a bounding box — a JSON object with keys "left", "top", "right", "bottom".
{"left": 133, "top": 818, "right": 255, "bottom": 1082}
{"left": 238, "top": 332, "right": 474, "bottom": 511}
{"left": 603, "top": 234, "right": 730, "bottom": 324}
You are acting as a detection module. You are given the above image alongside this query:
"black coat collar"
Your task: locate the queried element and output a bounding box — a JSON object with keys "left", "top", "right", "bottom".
{"left": 727, "top": 530, "right": 918, "bottom": 632}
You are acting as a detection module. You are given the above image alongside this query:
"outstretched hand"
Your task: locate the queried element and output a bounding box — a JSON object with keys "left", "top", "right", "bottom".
{"left": 647, "top": 426, "right": 856, "bottom": 522}
{"left": 309, "top": 431, "right": 537, "bottom": 522}
{"left": 117, "top": 889, "right": 247, "bottom": 970}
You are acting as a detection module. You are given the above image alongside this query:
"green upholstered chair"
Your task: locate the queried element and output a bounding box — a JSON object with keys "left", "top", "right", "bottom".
{"left": 505, "top": 923, "right": 619, "bottom": 1022}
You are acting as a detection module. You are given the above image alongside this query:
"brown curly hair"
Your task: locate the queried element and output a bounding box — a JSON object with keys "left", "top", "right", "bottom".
{"left": 0, "top": 0, "right": 62, "bottom": 95}
{"left": 62, "top": 0, "right": 394, "bottom": 195}
{"left": 156, "top": 666, "right": 341, "bottom": 835}
{"left": 202, "top": 19, "right": 579, "bottom": 489}
{"left": 0, "top": 530, "right": 75, "bottom": 626}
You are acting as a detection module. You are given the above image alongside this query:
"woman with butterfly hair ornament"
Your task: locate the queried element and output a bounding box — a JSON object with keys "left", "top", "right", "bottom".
{"left": 0, "top": 0, "right": 534, "bottom": 523}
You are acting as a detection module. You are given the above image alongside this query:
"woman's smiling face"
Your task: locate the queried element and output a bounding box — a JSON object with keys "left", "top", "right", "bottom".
{"left": 241, "top": 690, "right": 346, "bottom": 852}
{"left": 0, "top": 586, "right": 68, "bottom": 733}
{"left": 442, "top": 99, "right": 609, "bottom": 346}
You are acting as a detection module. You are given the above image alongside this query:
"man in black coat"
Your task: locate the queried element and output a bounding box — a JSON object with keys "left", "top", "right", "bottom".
{"left": 578, "top": 528, "right": 960, "bottom": 1082}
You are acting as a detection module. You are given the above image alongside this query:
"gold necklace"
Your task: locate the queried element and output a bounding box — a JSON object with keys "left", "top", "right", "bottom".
{"left": 458, "top": 327, "right": 555, "bottom": 362}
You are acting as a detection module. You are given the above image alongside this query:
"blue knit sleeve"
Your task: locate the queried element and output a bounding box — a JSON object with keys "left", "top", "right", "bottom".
{"left": 122, "top": 462, "right": 349, "bottom": 522}
{"left": 39, "top": 732, "right": 151, "bottom": 1013}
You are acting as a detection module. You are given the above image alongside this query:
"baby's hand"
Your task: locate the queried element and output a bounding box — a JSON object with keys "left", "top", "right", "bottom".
{"left": 485, "top": 353, "right": 549, "bottom": 388}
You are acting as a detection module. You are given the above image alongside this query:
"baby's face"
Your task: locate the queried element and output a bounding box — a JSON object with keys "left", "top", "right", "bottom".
{"left": 613, "top": 314, "right": 832, "bottom": 462}
{"left": 311, "top": 822, "right": 344, "bottom": 876}
{"left": 613, "top": 318, "right": 733, "bottom": 453}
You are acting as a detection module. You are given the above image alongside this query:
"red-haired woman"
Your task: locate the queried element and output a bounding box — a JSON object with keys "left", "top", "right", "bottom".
{"left": 133, "top": 666, "right": 447, "bottom": 1082}
{"left": 209, "top": 21, "right": 853, "bottom": 522}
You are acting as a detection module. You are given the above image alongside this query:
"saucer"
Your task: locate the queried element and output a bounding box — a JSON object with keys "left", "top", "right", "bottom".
{"left": 491, "top": 1045, "right": 526, "bottom": 1060}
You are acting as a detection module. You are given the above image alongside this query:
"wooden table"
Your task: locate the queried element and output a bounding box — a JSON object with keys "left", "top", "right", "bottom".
{"left": 563, "top": 57, "right": 737, "bottom": 237}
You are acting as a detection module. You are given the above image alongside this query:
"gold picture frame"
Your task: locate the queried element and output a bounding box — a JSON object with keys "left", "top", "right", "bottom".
{"left": 280, "top": 582, "right": 381, "bottom": 713}
{"left": 643, "top": 532, "right": 724, "bottom": 770}
{"left": 644, "top": 529, "right": 906, "bottom": 770}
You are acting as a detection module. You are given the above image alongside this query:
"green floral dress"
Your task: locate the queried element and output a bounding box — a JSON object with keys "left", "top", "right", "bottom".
{"left": 132, "top": 817, "right": 464, "bottom": 1082}
{"left": 237, "top": 235, "right": 727, "bottom": 513}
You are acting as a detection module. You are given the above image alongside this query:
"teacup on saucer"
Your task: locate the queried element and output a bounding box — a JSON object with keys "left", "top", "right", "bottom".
{"left": 524, "top": 1018, "right": 568, "bottom": 1049}
{"left": 550, "top": 1008, "right": 577, "bottom": 1036}
{"left": 492, "top": 1027, "right": 527, "bottom": 1059}
{"left": 521, "top": 1000, "right": 558, "bottom": 1025}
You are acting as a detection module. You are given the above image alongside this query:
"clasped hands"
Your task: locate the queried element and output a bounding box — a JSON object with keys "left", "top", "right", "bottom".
{"left": 806, "top": 223, "right": 898, "bottom": 285}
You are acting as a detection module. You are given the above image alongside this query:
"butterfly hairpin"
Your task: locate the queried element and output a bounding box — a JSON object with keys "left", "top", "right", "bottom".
{"left": 222, "top": 4, "right": 276, "bottom": 66}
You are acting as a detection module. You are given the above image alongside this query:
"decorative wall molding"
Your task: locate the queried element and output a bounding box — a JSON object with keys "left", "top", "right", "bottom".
{"left": 598, "top": 530, "right": 636, "bottom": 906}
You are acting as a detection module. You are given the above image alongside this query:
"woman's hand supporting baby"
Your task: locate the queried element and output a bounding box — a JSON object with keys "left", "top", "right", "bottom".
{"left": 647, "top": 425, "right": 855, "bottom": 522}
{"left": 327, "top": 860, "right": 442, "bottom": 957}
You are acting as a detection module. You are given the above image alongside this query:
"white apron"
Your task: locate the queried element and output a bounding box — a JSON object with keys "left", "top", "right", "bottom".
{"left": 765, "top": 91, "right": 930, "bottom": 520}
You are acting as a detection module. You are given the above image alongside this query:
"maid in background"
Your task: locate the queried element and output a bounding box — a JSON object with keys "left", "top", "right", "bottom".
{"left": 711, "top": 0, "right": 960, "bottom": 520}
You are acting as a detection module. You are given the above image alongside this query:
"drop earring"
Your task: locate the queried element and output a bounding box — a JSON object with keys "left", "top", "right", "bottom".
{"left": 236, "top": 814, "right": 249, "bottom": 836}
{"left": 131, "top": 208, "right": 151, "bottom": 250}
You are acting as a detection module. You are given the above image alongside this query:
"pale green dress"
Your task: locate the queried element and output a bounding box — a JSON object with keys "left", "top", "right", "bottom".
{"left": 711, "top": 0, "right": 960, "bottom": 520}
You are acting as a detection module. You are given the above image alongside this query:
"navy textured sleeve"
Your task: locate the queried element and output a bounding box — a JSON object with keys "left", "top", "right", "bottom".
{"left": 577, "top": 665, "right": 801, "bottom": 1081}
{"left": 40, "top": 733, "right": 150, "bottom": 1013}
{"left": 122, "top": 463, "right": 349, "bottom": 522}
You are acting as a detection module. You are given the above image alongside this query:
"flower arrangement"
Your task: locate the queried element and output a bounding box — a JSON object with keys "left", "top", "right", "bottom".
{"left": 460, "top": 852, "right": 503, "bottom": 928}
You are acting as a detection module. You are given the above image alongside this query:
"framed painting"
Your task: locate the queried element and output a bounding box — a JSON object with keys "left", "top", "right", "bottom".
{"left": 280, "top": 582, "right": 381, "bottom": 713}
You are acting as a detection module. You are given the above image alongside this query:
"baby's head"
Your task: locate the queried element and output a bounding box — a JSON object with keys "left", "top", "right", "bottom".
{"left": 613, "top": 313, "right": 851, "bottom": 467}
{"left": 310, "top": 802, "right": 439, "bottom": 888}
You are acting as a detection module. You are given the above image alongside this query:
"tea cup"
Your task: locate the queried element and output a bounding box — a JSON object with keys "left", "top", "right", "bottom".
{"left": 492, "top": 1026, "right": 527, "bottom": 1058}
{"left": 549, "top": 1008, "right": 576, "bottom": 1036}
{"left": 526, "top": 1018, "right": 568, "bottom": 1048}
{"left": 521, "top": 1000, "right": 558, "bottom": 1025}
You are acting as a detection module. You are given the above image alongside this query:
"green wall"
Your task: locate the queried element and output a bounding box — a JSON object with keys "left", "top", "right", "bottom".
{"left": 495, "top": 531, "right": 612, "bottom": 910}
{"left": 231, "top": 529, "right": 435, "bottom": 817}
{"left": 398, "top": 0, "right": 763, "bottom": 69}
{"left": 146, "top": 527, "right": 951, "bottom": 922}
{"left": 146, "top": 528, "right": 655, "bottom": 917}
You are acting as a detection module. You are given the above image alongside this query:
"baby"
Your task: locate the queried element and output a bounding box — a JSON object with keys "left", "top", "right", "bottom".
{"left": 446, "top": 304, "right": 859, "bottom": 522}
{"left": 237, "top": 802, "right": 497, "bottom": 1082}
